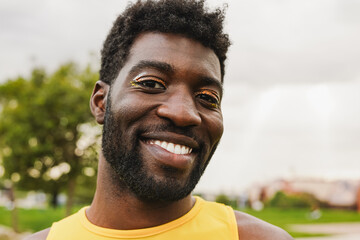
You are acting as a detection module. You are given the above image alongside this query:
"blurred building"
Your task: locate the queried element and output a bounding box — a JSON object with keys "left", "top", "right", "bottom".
{"left": 249, "top": 178, "right": 360, "bottom": 210}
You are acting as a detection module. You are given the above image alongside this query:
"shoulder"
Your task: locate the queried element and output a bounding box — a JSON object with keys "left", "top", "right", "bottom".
{"left": 24, "top": 228, "right": 50, "bottom": 240}
{"left": 234, "top": 210, "right": 294, "bottom": 240}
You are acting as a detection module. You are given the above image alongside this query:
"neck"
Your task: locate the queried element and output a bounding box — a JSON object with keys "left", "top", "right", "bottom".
{"left": 86, "top": 152, "right": 195, "bottom": 230}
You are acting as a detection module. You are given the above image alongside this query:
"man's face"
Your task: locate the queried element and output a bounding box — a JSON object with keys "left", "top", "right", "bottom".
{"left": 102, "top": 32, "right": 223, "bottom": 201}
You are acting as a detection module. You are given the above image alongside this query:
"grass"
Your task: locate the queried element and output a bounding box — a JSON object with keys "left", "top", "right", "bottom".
{"left": 0, "top": 206, "right": 359, "bottom": 237}
{"left": 0, "top": 206, "right": 83, "bottom": 233}
{"left": 241, "top": 207, "right": 360, "bottom": 238}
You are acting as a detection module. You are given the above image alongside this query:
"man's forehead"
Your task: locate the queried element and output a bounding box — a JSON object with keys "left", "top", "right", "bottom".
{"left": 125, "top": 32, "right": 222, "bottom": 81}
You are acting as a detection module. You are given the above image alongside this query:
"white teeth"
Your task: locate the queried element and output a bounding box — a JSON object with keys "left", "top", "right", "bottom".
{"left": 167, "top": 143, "right": 175, "bottom": 153}
{"left": 174, "top": 144, "right": 181, "bottom": 154}
{"left": 181, "top": 145, "right": 187, "bottom": 154}
{"left": 149, "top": 140, "right": 192, "bottom": 155}
{"left": 161, "top": 141, "right": 167, "bottom": 149}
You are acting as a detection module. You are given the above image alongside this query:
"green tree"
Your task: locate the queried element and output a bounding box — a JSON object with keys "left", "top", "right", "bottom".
{"left": 0, "top": 63, "right": 99, "bottom": 225}
{"left": 266, "top": 191, "right": 319, "bottom": 209}
{"left": 215, "top": 194, "right": 231, "bottom": 205}
{"left": 215, "top": 194, "right": 238, "bottom": 209}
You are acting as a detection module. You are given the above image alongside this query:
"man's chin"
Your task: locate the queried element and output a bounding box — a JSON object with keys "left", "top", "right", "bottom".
{"left": 127, "top": 173, "right": 197, "bottom": 202}
{"left": 102, "top": 132, "right": 203, "bottom": 201}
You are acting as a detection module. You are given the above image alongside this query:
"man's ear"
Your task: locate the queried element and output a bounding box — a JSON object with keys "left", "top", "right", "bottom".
{"left": 90, "top": 81, "right": 109, "bottom": 124}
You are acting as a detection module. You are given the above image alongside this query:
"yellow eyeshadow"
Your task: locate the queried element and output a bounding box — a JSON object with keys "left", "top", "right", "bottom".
{"left": 130, "top": 80, "right": 140, "bottom": 87}
{"left": 130, "top": 76, "right": 166, "bottom": 88}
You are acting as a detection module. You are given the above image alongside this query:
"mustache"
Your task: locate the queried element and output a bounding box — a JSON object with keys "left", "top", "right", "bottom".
{"left": 136, "top": 123, "right": 200, "bottom": 143}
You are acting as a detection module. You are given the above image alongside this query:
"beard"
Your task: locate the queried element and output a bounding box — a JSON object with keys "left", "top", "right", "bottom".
{"left": 101, "top": 99, "right": 210, "bottom": 202}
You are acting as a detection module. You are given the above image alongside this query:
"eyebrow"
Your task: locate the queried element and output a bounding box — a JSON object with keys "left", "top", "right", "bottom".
{"left": 129, "top": 60, "right": 174, "bottom": 75}
{"left": 129, "top": 60, "right": 223, "bottom": 96}
{"left": 199, "top": 76, "right": 224, "bottom": 98}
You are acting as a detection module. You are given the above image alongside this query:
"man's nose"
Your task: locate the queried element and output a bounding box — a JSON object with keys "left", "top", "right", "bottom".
{"left": 156, "top": 88, "right": 201, "bottom": 127}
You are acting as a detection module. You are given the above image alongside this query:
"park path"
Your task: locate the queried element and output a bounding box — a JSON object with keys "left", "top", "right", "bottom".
{"left": 292, "top": 223, "right": 360, "bottom": 240}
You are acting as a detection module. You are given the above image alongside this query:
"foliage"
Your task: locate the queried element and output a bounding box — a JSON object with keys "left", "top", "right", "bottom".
{"left": 266, "top": 191, "right": 319, "bottom": 209}
{"left": 0, "top": 63, "right": 99, "bottom": 211}
{"left": 215, "top": 194, "right": 230, "bottom": 205}
{"left": 215, "top": 194, "right": 238, "bottom": 209}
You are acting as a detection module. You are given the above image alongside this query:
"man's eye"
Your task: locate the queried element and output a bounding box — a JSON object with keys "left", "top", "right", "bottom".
{"left": 196, "top": 91, "right": 220, "bottom": 108}
{"left": 131, "top": 77, "right": 166, "bottom": 90}
{"left": 138, "top": 80, "right": 165, "bottom": 89}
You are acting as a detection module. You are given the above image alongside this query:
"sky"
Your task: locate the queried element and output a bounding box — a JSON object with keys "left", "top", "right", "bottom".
{"left": 1, "top": 0, "right": 359, "bottom": 193}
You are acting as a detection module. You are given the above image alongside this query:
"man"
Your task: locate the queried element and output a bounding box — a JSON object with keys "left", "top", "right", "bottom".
{"left": 28, "top": 0, "right": 293, "bottom": 239}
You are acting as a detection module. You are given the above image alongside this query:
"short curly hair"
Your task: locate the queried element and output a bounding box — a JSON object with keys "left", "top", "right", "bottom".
{"left": 100, "top": 0, "right": 231, "bottom": 85}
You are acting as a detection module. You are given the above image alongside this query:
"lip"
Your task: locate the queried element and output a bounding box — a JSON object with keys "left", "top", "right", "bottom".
{"left": 140, "top": 131, "right": 200, "bottom": 150}
{"left": 140, "top": 140, "right": 196, "bottom": 170}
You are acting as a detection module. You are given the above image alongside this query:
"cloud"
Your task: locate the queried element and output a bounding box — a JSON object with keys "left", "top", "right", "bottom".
{"left": 224, "top": 0, "right": 360, "bottom": 86}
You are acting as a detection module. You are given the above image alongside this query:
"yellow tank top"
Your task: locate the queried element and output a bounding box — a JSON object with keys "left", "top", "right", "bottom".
{"left": 47, "top": 197, "right": 238, "bottom": 240}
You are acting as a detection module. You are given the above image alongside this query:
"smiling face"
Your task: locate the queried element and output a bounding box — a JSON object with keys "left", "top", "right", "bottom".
{"left": 100, "top": 32, "right": 223, "bottom": 201}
